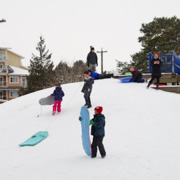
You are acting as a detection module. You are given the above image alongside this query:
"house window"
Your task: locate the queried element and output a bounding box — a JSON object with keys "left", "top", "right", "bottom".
{"left": 10, "top": 77, "right": 19, "bottom": 83}
{"left": 22, "top": 77, "right": 27, "bottom": 87}
{"left": 0, "top": 64, "right": 3, "bottom": 72}
{"left": 0, "top": 91, "right": 2, "bottom": 97}
{"left": 10, "top": 91, "right": 18, "bottom": 98}
{"left": 0, "top": 51, "right": 3, "bottom": 59}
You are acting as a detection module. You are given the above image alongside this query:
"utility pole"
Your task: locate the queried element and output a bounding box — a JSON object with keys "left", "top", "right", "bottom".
{"left": 0, "top": 19, "right": 6, "bottom": 23}
{"left": 97, "top": 48, "right": 107, "bottom": 74}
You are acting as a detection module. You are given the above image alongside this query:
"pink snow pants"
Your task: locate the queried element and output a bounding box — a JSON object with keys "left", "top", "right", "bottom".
{"left": 53, "top": 100, "right": 62, "bottom": 112}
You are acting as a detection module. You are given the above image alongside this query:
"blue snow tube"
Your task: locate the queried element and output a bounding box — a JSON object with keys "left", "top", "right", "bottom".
{"left": 120, "top": 77, "right": 134, "bottom": 83}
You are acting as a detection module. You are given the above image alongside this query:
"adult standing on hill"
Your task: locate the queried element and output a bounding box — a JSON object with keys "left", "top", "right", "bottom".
{"left": 147, "top": 52, "right": 162, "bottom": 89}
{"left": 87, "top": 46, "right": 98, "bottom": 71}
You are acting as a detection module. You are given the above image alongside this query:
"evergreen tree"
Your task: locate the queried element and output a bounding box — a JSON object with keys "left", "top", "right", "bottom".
{"left": 131, "top": 51, "right": 149, "bottom": 72}
{"left": 138, "top": 16, "right": 180, "bottom": 53}
{"left": 71, "top": 60, "right": 87, "bottom": 82}
{"left": 27, "top": 36, "right": 55, "bottom": 93}
{"left": 55, "top": 61, "right": 71, "bottom": 84}
{"left": 116, "top": 60, "right": 130, "bottom": 74}
{"left": 130, "top": 16, "right": 180, "bottom": 72}
{"left": 72, "top": 60, "right": 87, "bottom": 73}
{"left": 55, "top": 60, "right": 87, "bottom": 83}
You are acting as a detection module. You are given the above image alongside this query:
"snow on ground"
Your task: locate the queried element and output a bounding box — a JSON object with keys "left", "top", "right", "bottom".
{"left": 1, "top": 79, "right": 180, "bottom": 180}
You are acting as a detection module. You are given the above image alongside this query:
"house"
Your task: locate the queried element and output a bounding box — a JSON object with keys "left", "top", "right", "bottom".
{"left": 0, "top": 47, "right": 28, "bottom": 103}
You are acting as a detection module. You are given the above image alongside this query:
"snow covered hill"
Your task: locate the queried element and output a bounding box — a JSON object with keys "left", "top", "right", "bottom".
{"left": 1, "top": 79, "right": 180, "bottom": 180}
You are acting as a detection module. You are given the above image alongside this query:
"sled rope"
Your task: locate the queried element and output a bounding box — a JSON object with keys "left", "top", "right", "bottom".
{"left": 37, "top": 105, "right": 43, "bottom": 117}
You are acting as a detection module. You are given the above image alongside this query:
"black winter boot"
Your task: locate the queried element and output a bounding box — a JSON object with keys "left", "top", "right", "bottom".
{"left": 156, "top": 83, "right": 159, "bottom": 89}
{"left": 87, "top": 97, "right": 92, "bottom": 108}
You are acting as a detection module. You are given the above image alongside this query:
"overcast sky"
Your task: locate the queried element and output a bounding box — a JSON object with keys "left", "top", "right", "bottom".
{"left": 1, "top": 0, "right": 180, "bottom": 73}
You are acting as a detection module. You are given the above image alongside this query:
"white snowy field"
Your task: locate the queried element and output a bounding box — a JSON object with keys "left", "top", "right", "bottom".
{"left": 1, "top": 79, "right": 180, "bottom": 180}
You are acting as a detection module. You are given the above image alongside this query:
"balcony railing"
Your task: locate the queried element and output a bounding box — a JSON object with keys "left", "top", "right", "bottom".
{"left": 0, "top": 96, "right": 7, "bottom": 100}
{"left": 0, "top": 69, "right": 7, "bottom": 73}
{"left": 0, "top": 81, "right": 8, "bottom": 87}
{"left": 0, "top": 81, "right": 28, "bottom": 88}
{"left": 0, "top": 55, "right": 8, "bottom": 61}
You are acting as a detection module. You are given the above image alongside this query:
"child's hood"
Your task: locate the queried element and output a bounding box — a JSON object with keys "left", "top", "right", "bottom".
{"left": 94, "top": 113, "right": 105, "bottom": 120}
{"left": 56, "top": 87, "right": 62, "bottom": 90}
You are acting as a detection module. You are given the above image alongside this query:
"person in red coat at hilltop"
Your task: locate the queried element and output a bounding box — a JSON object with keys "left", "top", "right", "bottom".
{"left": 129, "top": 66, "right": 145, "bottom": 83}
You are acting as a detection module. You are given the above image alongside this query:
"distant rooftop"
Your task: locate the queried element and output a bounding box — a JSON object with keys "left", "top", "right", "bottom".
{"left": 0, "top": 46, "right": 24, "bottom": 59}
{"left": 9, "top": 66, "right": 29, "bottom": 76}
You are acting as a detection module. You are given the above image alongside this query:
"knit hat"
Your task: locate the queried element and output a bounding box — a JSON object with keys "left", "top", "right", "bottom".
{"left": 90, "top": 46, "right": 95, "bottom": 51}
{"left": 94, "top": 106, "right": 103, "bottom": 114}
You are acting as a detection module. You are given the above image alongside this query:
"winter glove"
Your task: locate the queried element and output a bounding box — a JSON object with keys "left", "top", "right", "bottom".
{"left": 79, "top": 116, "right": 82, "bottom": 121}
{"left": 90, "top": 119, "right": 94, "bottom": 125}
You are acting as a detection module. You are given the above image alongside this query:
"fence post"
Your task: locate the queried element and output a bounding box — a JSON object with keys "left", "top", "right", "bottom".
{"left": 171, "top": 51, "right": 174, "bottom": 73}
{"left": 148, "top": 52, "right": 152, "bottom": 73}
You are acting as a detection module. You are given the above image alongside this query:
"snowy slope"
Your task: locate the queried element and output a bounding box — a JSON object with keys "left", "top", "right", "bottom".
{"left": 1, "top": 79, "right": 180, "bottom": 180}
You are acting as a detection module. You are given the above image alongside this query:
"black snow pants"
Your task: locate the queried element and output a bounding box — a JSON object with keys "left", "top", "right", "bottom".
{"left": 84, "top": 90, "right": 91, "bottom": 107}
{"left": 147, "top": 76, "right": 160, "bottom": 88}
{"left": 91, "top": 136, "right": 106, "bottom": 157}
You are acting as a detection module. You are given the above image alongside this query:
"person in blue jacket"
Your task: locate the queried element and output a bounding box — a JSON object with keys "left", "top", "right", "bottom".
{"left": 88, "top": 70, "right": 101, "bottom": 79}
{"left": 88, "top": 70, "right": 113, "bottom": 80}
{"left": 90, "top": 106, "right": 106, "bottom": 158}
{"left": 51, "top": 84, "right": 65, "bottom": 115}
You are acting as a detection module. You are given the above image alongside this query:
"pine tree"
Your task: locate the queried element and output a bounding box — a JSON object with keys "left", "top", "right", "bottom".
{"left": 54, "top": 60, "right": 87, "bottom": 83}
{"left": 130, "top": 16, "right": 180, "bottom": 72}
{"left": 55, "top": 61, "right": 71, "bottom": 84}
{"left": 116, "top": 60, "right": 130, "bottom": 74}
{"left": 138, "top": 16, "right": 180, "bottom": 53}
{"left": 27, "top": 36, "right": 55, "bottom": 93}
{"left": 71, "top": 60, "right": 87, "bottom": 81}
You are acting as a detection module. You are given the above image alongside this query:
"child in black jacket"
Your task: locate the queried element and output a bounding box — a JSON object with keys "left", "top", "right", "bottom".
{"left": 81, "top": 71, "right": 94, "bottom": 108}
{"left": 90, "top": 106, "right": 106, "bottom": 158}
{"left": 147, "top": 52, "right": 162, "bottom": 89}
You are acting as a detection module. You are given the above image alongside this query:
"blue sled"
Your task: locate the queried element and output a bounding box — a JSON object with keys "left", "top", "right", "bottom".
{"left": 80, "top": 106, "right": 91, "bottom": 156}
{"left": 120, "top": 77, "right": 134, "bottom": 83}
{"left": 19, "top": 131, "right": 48, "bottom": 146}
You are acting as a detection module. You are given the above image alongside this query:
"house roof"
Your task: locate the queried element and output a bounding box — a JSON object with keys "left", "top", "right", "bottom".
{"left": 0, "top": 46, "right": 24, "bottom": 59}
{"left": 0, "top": 47, "right": 11, "bottom": 50}
{"left": 0, "top": 42, "right": 11, "bottom": 49}
{"left": 9, "top": 66, "right": 29, "bottom": 76}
